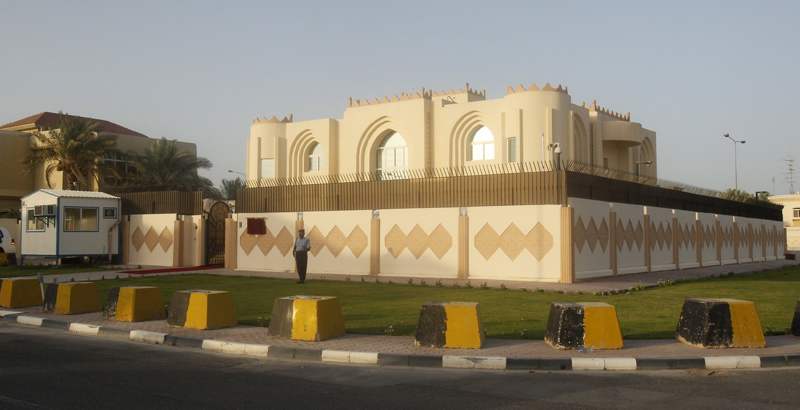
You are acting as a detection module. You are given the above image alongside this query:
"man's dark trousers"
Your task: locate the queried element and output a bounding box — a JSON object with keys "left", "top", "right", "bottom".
{"left": 296, "top": 251, "right": 308, "bottom": 282}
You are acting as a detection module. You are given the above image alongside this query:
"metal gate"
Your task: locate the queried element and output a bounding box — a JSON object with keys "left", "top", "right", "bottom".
{"left": 206, "top": 201, "right": 230, "bottom": 265}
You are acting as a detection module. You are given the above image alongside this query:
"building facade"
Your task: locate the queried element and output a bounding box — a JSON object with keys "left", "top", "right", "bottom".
{"left": 0, "top": 112, "right": 198, "bottom": 210}
{"left": 246, "top": 82, "right": 658, "bottom": 181}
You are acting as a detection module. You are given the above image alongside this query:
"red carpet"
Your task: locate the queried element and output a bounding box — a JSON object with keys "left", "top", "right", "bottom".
{"left": 120, "top": 266, "right": 223, "bottom": 274}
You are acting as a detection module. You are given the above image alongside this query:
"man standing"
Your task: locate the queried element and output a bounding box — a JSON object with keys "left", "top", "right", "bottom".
{"left": 293, "top": 228, "right": 311, "bottom": 284}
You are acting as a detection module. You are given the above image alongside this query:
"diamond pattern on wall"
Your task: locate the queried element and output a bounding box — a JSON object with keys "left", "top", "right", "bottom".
{"left": 325, "top": 226, "right": 348, "bottom": 257}
{"left": 384, "top": 223, "right": 453, "bottom": 260}
{"left": 526, "top": 222, "right": 554, "bottom": 261}
{"left": 428, "top": 224, "right": 453, "bottom": 260}
{"left": 159, "top": 227, "right": 173, "bottom": 252}
{"left": 275, "top": 227, "right": 294, "bottom": 256}
{"left": 384, "top": 224, "right": 407, "bottom": 259}
{"left": 239, "top": 226, "right": 293, "bottom": 256}
{"left": 616, "top": 220, "right": 644, "bottom": 252}
{"left": 347, "top": 226, "right": 369, "bottom": 258}
{"left": 475, "top": 224, "right": 501, "bottom": 260}
{"left": 131, "top": 225, "right": 172, "bottom": 254}
{"left": 649, "top": 221, "right": 672, "bottom": 251}
{"left": 499, "top": 223, "right": 527, "bottom": 260}
{"left": 144, "top": 227, "right": 159, "bottom": 252}
{"left": 307, "top": 226, "right": 326, "bottom": 256}
{"left": 475, "top": 222, "right": 553, "bottom": 261}
{"left": 132, "top": 227, "right": 145, "bottom": 252}
{"left": 573, "top": 216, "right": 609, "bottom": 254}
{"left": 240, "top": 230, "right": 258, "bottom": 255}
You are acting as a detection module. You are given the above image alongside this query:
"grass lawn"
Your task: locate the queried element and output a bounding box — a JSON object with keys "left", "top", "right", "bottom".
{"left": 0, "top": 264, "right": 117, "bottom": 279}
{"left": 90, "top": 266, "right": 800, "bottom": 340}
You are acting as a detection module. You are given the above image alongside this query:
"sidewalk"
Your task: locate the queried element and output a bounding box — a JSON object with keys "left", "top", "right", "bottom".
{"left": 1, "top": 306, "right": 799, "bottom": 371}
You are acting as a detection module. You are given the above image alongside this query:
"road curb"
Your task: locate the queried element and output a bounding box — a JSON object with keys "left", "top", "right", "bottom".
{"left": 2, "top": 311, "right": 799, "bottom": 372}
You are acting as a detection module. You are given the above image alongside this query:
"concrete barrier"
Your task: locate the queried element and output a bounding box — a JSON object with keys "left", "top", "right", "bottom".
{"left": 676, "top": 298, "right": 766, "bottom": 348}
{"left": 414, "top": 301, "right": 484, "bottom": 349}
{"left": 789, "top": 301, "right": 799, "bottom": 337}
{"left": 166, "top": 290, "right": 238, "bottom": 330}
{"left": 0, "top": 278, "right": 43, "bottom": 308}
{"left": 103, "top": 286, "right": 166, "bottom": 322}
{"left": 545, "top": 302, "right": 623, "bottom": 350}
{"left": 42, "top": 282, "right": 102, "bottom": 315}
{"left": 268, "top": 296, "right": 345, "bottom": 341}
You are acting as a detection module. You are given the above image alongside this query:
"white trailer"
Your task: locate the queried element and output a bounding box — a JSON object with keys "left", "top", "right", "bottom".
{"left": 20, "top": 190, "right": 121, "bottom": 265}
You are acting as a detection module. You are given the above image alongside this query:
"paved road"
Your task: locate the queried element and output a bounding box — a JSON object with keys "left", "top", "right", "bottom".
{"left": 1, "top": 323, "right": 799, "bottom": 410}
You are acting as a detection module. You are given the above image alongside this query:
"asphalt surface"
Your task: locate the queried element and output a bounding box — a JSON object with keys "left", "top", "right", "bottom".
{"left": 2, "top": 323, "right": 800, "bottom": 409}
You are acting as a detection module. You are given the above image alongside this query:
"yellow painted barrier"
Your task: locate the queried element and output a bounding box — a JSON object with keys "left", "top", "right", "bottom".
{"left": 103, "top": 286, "right": 166, "bottom": 322}
{"left": 166, "top": 290, "right": 238, "bottom": 330}
{"left": 545, "top": 302, "right": 623, "bottom": 350}
{"left": 676, "top": 298, "right": 766, "bottom": 348}
{"left": 0, "top": 278, "right": 43, "bottom": 308}
{"left": 268, "top": 296, "right": 345, "bottom": 341}
{"left": 415, "top": 301, "right": 484, "bottom": 349}
{"left": 42, "top": 282, "right": 102, "bottom": 315}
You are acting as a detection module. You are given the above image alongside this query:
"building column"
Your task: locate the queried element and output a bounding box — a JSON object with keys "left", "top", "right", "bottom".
{"left": 173, "top": 219, "right": 184, "bottom": 267}
{"left": 224, "top": 218, "right": 237, "bottom": 270}
{"left": 120, "top": 218, "right": 130, "bottom": 265}
{"left": 560, "top": 206, "right": 574, "bottom": 283}
{"left": 197, "top": 217, "right": 205, "bottom": 266}
{"left": 644, "top": 214, "right": 651, "bottom": 272}
{"left": 370, "top": 212, "right": 380, "bottom": 275}
{"left": 673, "top": 216, "right": 680, "bottom": 270}
{"left": 609, "top": 210, "right": 617, "bottom": 276}
{"left": 733, "top": 221, "right": 739, "bottom": 263}
{"left": 716, "top": 220, "right": 722, "bottom": 264}
{"left": 696, "top": 219, "right": 703, "bottom": 268}
{"left": 458, "top": 213, "right": 469, "bottom": 279}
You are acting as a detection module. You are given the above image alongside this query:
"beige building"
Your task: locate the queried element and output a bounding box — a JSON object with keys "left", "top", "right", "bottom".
{"left": 246, "top": 82, "right": 658, "bottom": 180}
{"left": 0, "top": 112, "right": 197, "bottom": 210}
{"left": 769, "top": 194, "right": 800, "bottom": 249}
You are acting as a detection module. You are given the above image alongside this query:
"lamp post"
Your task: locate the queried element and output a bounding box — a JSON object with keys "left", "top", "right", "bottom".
{"left": 635, "top": 160, "right": 652, "bottom": 178}
{"left": 227, "top": 170, "right": 246, "bottom": 177}
{"left": 723, "top": 133, "right": 745, "bottom": 191}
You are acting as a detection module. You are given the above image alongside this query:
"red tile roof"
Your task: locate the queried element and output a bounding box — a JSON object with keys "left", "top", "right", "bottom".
{"left": 0, "top": 112, "right": 148, "bottom": 138}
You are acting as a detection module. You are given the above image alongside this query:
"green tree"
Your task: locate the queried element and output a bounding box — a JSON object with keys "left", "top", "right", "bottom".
{"left": 722, "top": 188, "right": 754, "bottom": 201}
{"left": 21, "top": 113, "right": 118, "bottom": 190}
{"left": 126, "top": 137, "right": 213, "bottom": 192}
{"left": 219, "top": 177, "right": 245, "bottom": 200}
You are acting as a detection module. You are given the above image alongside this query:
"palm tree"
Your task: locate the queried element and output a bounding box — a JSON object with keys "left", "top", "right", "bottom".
{"left": 126, "top": 137, "right": 213, "bottom": 191}
{"left": 21, "top": 113, "right": 118, "bottom": 190}
{"left": 219, "top": 177, "right": 245, "bottom": 200}
{"left": 722, "top": 188, "right": 754, "bottom": 201}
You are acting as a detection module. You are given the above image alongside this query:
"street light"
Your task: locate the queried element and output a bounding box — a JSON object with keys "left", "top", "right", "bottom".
{"left": 723, "top": 133, "right": 746, "bottom": 191}
{"left": 227, "top": 170, "right": 246, "bottom": 177}
{"left": 635, "top": 160, "right": 652, "bottom": 177}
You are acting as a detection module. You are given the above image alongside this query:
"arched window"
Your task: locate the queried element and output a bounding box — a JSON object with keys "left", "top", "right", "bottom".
{"left": 376, "top": 132, "right": 408, "bottom": 179}
{"left": 469, "top": 126, "right": 495, "bottom": 161}
{"left": 307, "top": 143, "right": 324, "bottom": 172}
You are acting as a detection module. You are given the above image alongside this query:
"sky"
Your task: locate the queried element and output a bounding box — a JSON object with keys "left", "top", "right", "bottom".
{"left": 2, "top": 1, "right": 798, "bottom": 195}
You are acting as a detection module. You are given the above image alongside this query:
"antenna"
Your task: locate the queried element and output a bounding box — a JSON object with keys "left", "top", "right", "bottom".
{"left": 783, "top": 156, "right": 796, "bottom": 194}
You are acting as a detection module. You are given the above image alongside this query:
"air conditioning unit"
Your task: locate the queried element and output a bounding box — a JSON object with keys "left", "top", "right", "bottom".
{"left": 34, "top": 205, "right": 56, "bottom": 216}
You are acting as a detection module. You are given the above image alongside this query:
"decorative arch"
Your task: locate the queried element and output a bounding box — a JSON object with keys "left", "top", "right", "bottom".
{"left": 573, "top": 113, "right": 589, "bottom": 163}
{"left": 639, "top": 136, "right": 655, "bottom": 178}
{"left": 355, "top": 116, "right": 413, "bottom": 174}
{"left": 288, "top": 129, "right": 321, "bottom": 178}
{"left": 448, "top": 111, "right": 501, "bottom": 167}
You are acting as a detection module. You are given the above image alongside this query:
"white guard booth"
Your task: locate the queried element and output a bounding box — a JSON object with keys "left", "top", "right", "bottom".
{"left": 20, "top": 190, "right": 121, "bottom": 265}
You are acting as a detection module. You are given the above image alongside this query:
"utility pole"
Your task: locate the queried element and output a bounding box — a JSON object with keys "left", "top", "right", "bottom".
{"left": 783, "top": 156, "right": 796, "bottom": 194}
